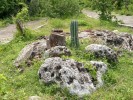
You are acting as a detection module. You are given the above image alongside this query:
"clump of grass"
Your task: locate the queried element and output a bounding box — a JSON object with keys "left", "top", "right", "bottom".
{"left": 14, "top": 28, "right": 35, "bottom": 42}
{"left": 78, "top": 20, "right": 89, "bottom": 26}
{"left": 50, "top": 19, "right": 66, "bottom": 29}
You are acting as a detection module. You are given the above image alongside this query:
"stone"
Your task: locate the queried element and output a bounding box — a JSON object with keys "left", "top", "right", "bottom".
{"left": 14, "top": 39, "right": 47, "bottom": 67}
{"left": 80, "top": 30, "right": 133, "bottom": 51}
{"left": 78, "top": 32, "right": 89, "bottom": 39}
{"left": 28, "top": 96, "right": 41, "bottom": 100}
{"left": 44, "top": 46, "right": 71, "bottom": 58}
{"left": 85, "top": 44, "right": 118, "bottom": 63}
{"left": 90, "top": 61, "right": 107, "bottom": 88}
{"left": 38, "top": 57, "right": 107, "bottom": 97}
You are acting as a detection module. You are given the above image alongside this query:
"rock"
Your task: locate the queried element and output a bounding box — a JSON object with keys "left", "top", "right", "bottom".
{"left": 80, "top": 30, "right": 133, "bottom": 51}
{"left": 14, "top": 43, "right": 34, "bottom": 67}
{"left": 85, "top": 44, "right": 118, "bottom": 63}
{"left": 90, "top": 61, "right": 107, "bottom": 88}
{"left": 14, "top": 39, "right": 47, "bottom": 67}
{"left": 79, "top": 32, "right": 89, "bottom": 39}
{"left": 119, "top": 33, "right": 133, "bottom": 51}
{"left": 28, "top": 96, "right": 41, "bottom": 100}
{"left": 38, "top": 57, "right": 107, "bottom": 97}
{"left": 44, "top": 46, "right": 71, "bottom": 58}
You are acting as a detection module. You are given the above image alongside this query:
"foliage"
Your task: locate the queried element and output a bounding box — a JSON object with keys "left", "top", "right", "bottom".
{"left": 92, "top": 0, "right": 114, "bottom": 21}
{"left": 14, "top": 28, "right": 35, "bottom": 41}
{"left": 28, "top": 0, "right": 40, "bottom": 16}
{"left": 0, "top": 0, "right": 25, "bottom": 18}
{"left": 79, "top": 0, "right": 92, "bottom": 8}
{"left": 14, "top": 4, "right": 29, "bottom": 22}
{"left": 50, "top": 19, "right": 66, "bottom": 29}
{"left": 115, "top": 0, "right": 133, "bottom": 16}
{"left": 39, "top": 0, "right": 80, "bottom": 18}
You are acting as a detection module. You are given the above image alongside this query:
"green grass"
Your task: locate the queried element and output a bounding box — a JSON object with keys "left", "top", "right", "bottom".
{"left": 0, "top": 14, "right": 133, "bottom": 100}
{"left": 0, "top": 18, "right": 13, "bottom": 28}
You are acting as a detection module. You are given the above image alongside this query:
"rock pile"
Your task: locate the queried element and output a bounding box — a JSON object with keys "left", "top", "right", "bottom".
{"left": 79, "top": 30, "right": 133, "bottom": 51}
{"left": 85, "top": 44, "right": 118, "bottom": 63}
{"left": 38, "top": 57, "right": 107, "bottom": 97}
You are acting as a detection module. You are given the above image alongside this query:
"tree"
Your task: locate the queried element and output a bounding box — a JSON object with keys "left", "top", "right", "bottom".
{"left": 0, "top": 0, "right": 25, "bottom": 18}
{"left": 92, "top": 0, "right": 114, "bottom": 21}
{"left": 39, "top": 0, "right": 80, "bottom": 18}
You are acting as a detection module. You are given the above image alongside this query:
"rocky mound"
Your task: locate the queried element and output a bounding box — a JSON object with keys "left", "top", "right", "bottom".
{"left": 14, "top": 39, "right": 47, "bottom": 67}
{"left": 38, "top": 57, "right": 107, "bottom": 97}
{"left": 85, "top": 44, "right": 118, "bottom": 63}
{"left": 79, "top": 30, "right": 133, "bottom": 51}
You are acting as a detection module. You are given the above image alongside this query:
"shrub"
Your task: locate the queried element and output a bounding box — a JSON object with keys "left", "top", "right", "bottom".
{"left": 79, "top": 0, "right": 92, "bottom": 8}
{"left": 92, "top": 0, "right": 114, "bottom": 21}
{"left": 14, "top": 4, "right": 29, "bottom": 22}
{"left": 0, "top": 0, "right": 25, "bottom": 18}
{"left": 39, "top": 0, "right": 81, "bottom": 18}
{"left": 28, "top": 0, "right": 40, "bottom": 16}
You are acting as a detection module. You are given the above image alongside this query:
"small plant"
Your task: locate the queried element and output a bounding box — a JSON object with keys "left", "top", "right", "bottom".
{"left": 70, "top": 20, "right": 79, "bottom": 48}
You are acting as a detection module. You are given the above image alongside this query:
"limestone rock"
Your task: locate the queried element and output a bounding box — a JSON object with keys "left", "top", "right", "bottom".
{"left": 79, "top": 32, "right": 89, "bottom": 39}
{"left": 85, "top": 44, "right": 117, "bottom": 62}
{"left": 44, "top": 46, "right": 71, "bottom": 58}
{"left": 38, "top": 57, "right": 107, "bottom": 97}
{"left": 90, "top": 61, "right": 107, "bottom": 88}
{"left": 14, "top": 39, "right": 47, "bottom": 67}
{"left": 80, "top": 30, "right": 133, "bottom": 51}
{"left": 28, "top": 96, "right": 41, "bottom": 100}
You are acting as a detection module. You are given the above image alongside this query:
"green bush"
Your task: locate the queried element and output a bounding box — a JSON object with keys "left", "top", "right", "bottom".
{"left": 79, "top": 0, "right": 92, "bottom": 8}
{"left": 14, "top": 4, "right": 29, "bottom": 22}
{"left": 0, "top": 0, "right": 25, "bottom": 18}
{"left": 39, "top": 0, "right": 81, "bottom": 18}
{"left": 28, "top": 0, "right": 40, "bottom": 16}
{"left": 92, "top": 0, "right": 114, "bottom": 21}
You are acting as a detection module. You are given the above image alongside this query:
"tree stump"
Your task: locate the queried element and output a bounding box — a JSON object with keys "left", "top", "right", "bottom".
{"left": 47, "top": 30, "right": 66, "bottom": 49}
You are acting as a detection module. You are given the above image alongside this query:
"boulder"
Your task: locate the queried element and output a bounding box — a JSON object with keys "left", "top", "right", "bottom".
{"left": 44, "top": 46, "right": 71, "bottom": 58}
{"left": 14, "top": 39, "right": 47, "bottom": 67}
{"left": 85, "top": 44, "right": 118, "bottom": 63}
{"left": 38, "top": 57, "right": 107, "bottom": 97}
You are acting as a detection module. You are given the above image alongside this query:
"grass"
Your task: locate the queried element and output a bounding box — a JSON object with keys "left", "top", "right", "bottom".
{"left": 0, "top": 14, "right": 133, "bottom": 99}
{"left": 0, "top": 18, "right": 13, "bottom": 28}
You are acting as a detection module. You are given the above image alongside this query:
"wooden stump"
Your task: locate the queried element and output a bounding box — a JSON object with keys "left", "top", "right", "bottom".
{"left": 47, "top": 30, "right": 66, "bottom": 49}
